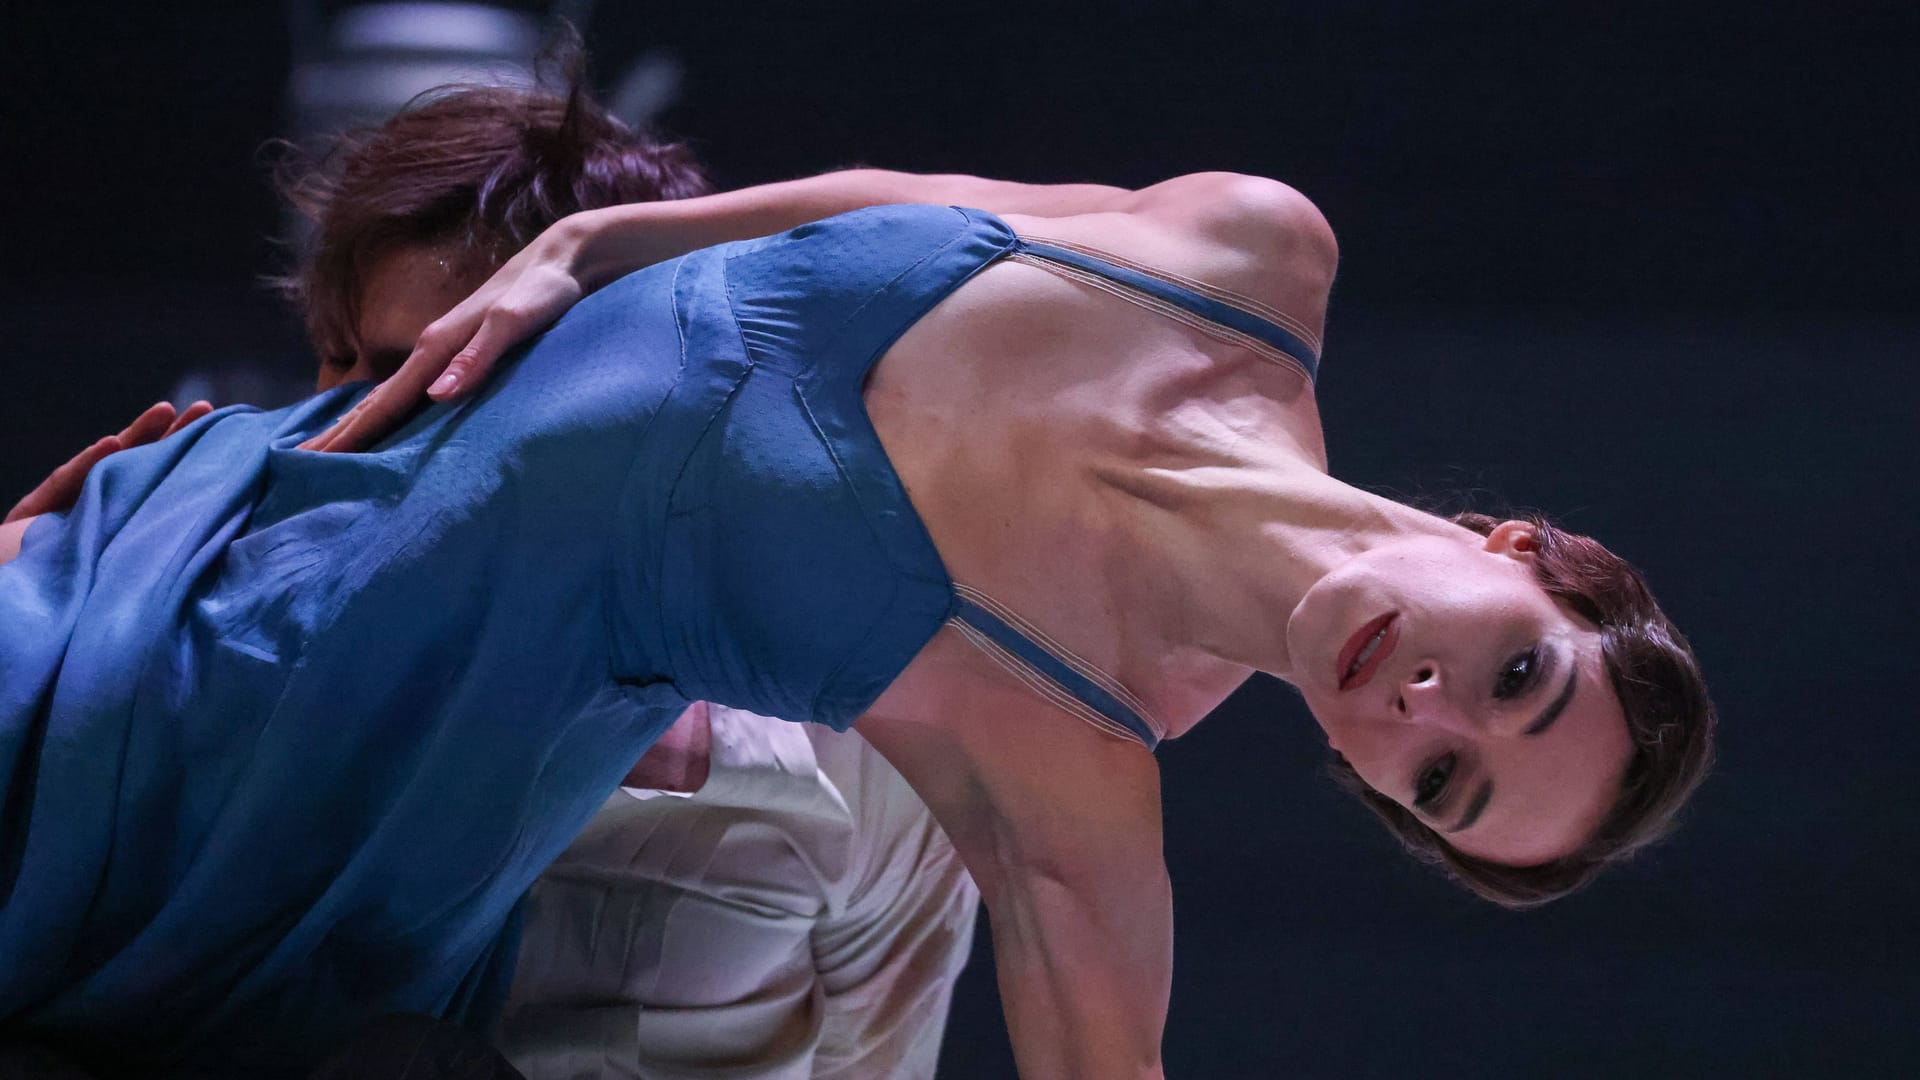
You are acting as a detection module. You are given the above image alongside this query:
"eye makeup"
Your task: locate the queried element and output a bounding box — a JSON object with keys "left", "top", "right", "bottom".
{"left": 1412, "top": 752, "right": 1456, "bottom": 810}
{"left": 1493, "top": 645, "right": 1549, "bottom": 701}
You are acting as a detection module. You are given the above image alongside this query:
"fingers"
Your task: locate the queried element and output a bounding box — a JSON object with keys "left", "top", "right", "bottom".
{"left": 4, "top": 400, "right": 215, "bottom": 524}
{"left": 303, "top": 305, "right": 479, "bottom": 453}
{"left": 302, "top": 253, "right": 580, "bottom": 452}
{"left": 300, "top": 340, "right": 445, "bottom": 454}
{"left": 118, "top": 401, "right": 178, "bottom": 447}
{"left": 5, "top": 435, "right": 123, "bottom": 523}
{"left": 427, "top": 314, "right": 522, "bottom": 401}
{"left": 301, "top": 313, "right": 518, "bottom": 453}
{"left": 116, "top": 397, "right": 213, "bottom": 449}
{"left": 3, "top": 400, "right": 216, "bottom": 524}
{"left": 165, "top": 400, "right": 215, "bottom": 437}
{"left": 116, "top": 398, "right": 214, "bottom": 446}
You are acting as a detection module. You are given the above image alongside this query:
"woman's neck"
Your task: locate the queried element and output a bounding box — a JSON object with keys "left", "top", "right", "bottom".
{"left": 1105, "top": 448, "right": 1459, "bottom": 682}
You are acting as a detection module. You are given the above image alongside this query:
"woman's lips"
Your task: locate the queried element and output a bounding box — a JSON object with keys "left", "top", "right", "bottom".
{"left": 1336, "top": 612, "right": 1399, "bottom": 692}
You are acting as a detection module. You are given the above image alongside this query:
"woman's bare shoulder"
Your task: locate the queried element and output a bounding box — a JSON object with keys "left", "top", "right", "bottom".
{"left": 1000, "top": 172, "right": 1338, "bottom": 357}
{"left": 1133, "top": 172, "right": 1338, "bottom": 267}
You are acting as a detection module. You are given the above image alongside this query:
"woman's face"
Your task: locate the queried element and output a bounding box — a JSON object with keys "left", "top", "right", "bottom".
{"left": 1288, "top": 522, "right": 1632, "bottom": 866}
{"left": 314, "top": 244, "right": 489, "bottom": 392}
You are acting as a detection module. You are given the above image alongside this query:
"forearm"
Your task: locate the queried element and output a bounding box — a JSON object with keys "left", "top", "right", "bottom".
{"left": 568, "top": 168, "right": 1134, "bottom": 291}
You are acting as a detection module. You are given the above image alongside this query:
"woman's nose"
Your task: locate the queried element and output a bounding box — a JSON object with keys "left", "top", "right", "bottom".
{"left": 1393, "top": 664, "right": 1476, "bottom": 735}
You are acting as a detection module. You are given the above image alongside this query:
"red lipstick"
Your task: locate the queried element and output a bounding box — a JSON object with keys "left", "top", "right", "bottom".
{"left": 1336, "top": 612, "right": 1399, "bottom": 692}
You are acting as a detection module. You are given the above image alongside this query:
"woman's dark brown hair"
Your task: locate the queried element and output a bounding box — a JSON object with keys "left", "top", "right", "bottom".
{"left": 276, "top": 68, "right": 711, "bottom": 369}
{"left": 1327, "top": 511, "right": 1717, "bottom": 909}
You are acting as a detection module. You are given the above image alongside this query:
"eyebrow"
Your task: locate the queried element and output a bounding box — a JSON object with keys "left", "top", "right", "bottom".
{"left": 1444, "top": 780, "right": 1493, "bottom": 834}
{"left": 1434, "top": 664, "right": 1580, "bottom": 837}
{"left": 1522, "top": 664, "right": 1580, "bottom": 737}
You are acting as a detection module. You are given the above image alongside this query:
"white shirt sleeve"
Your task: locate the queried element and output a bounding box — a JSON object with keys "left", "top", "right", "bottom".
{"left": 497, "top": 707, "right": 977, "bottom": 1080}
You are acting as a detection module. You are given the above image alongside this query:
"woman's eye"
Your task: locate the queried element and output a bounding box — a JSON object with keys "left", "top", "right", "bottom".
{"left": 1413, "top": 753, "right": 1455, "bottom": 809}
{"left": 1493, "top": 648, "right": 1540, "bottom": 700}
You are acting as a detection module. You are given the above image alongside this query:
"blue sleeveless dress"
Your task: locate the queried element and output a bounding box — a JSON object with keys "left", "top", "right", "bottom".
{"left": 0, "top": 205, "right": 1318, "bottom": 1073}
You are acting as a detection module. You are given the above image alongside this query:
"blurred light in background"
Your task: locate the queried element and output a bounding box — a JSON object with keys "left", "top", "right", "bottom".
{"left": 287, "top": 2, "right": 543, "bottom": 139}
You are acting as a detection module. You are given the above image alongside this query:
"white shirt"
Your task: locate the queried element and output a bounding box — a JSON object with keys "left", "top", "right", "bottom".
{"left": 497, "top": 707, "right": 978, "bottom": 1079}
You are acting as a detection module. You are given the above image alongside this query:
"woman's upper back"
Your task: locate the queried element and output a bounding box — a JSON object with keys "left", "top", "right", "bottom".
{"left": 863, "top": 176, "right": 1341, "bottom": 737}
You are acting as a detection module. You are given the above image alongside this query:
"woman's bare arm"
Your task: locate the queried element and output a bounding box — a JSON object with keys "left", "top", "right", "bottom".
{"left": 569, "top": 170, "right": 1136, "bottom": 291}
{"left": 303, "top": 169, "right": 1146, "bottom": 452}
{"left": 856, "top": 633, "right": 1173, "bottom": 1079}
{"left": 303, "top": 167, "right": 1336, "bottom": 453}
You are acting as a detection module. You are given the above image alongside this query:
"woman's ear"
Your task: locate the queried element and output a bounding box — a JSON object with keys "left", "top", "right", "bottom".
{"left": 1483, "top": 519, "right": 1538, "bottom": 560}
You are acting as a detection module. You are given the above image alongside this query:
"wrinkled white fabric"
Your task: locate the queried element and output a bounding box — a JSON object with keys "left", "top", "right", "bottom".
{"left": 497, "top": 707, "right": 978, "bottom": 1079}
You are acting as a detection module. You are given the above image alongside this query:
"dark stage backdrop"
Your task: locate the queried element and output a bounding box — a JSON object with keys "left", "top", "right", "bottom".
{"left": 2, "top": 2, "right": 1915, "bottom": 1075}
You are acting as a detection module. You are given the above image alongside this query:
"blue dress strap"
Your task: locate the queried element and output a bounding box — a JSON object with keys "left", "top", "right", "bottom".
{"left": 1012, "top": 236, "right": 1321, "bottom": 382}
{"left": 948, "top": 584, "right": 1163, "bottom": 750}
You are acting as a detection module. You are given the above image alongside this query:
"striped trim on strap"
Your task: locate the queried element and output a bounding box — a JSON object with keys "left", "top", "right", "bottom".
{"left": 1011, "top": 236, "right": 1320, "bottom": 383}
{"left": 949, "top": 583, "right": 1164, "bottom": 750}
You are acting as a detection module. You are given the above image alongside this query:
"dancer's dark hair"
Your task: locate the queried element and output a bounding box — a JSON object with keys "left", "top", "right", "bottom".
{"left": 275, "top": 46, "right": 710, "bottom": 369}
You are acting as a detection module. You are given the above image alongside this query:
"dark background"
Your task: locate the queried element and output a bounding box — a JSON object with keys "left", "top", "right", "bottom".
{"left": 3, "top": 1, "right": 1917, "bottom": 1076}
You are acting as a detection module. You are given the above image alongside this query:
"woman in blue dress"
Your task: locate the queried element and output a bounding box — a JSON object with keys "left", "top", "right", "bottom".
{"left": 1, "top": 169, "right": 1714, "bottom": 1077}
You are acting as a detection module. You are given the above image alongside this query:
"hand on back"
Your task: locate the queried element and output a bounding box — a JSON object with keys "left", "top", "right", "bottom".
{"left": 7, "top": 400, "right": 213, "bottom": 524}
{"left": 300, "top": 214, "right": 600, "bottom": 454}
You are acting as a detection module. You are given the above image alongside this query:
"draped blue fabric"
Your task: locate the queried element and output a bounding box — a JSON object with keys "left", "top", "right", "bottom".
{"left": 0, "top": 203, "right": 1309, "bottom": 1072}
{"left": 0, "top": 205, "right": 1008, "bottom": 1073}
